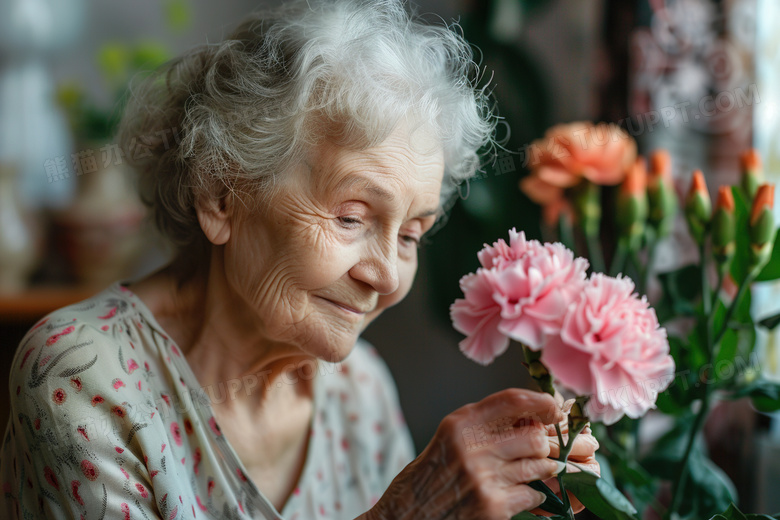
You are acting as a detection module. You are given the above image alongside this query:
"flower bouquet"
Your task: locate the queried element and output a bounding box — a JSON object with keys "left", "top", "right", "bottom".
{"left": 450, "top": 122, "right": 780, "bottom": 519}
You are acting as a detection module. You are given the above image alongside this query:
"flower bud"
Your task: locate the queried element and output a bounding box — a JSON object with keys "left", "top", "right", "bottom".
{"left": 573, "top": 181, "right": 601, "bottom": 237}
{"left": 568, "top": 396, "right": 590, "bottom": 434}
{"left": 522, "top": 346, "right": 554, "bottom": 396}
{"left": 749, "top": 184, "right": 775, "bottom": 271}
{"left": 712, "top": 186, "right": 736, "bottom": 270}
{"left": 685, "top": 170, "right": 711, "bottom": 244}
{"left": 617, "top": 158, "right": 649, "bottom": 249}
{"left": 741, "top": 149, "right": 764, "bottom": 201}
{"left": 647, "top": 150, "right": 677, "bottom": 237}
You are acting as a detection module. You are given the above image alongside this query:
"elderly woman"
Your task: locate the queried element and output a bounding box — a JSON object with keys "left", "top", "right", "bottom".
{"left": 1, "top": 1, "right": 598, "bottom": 518}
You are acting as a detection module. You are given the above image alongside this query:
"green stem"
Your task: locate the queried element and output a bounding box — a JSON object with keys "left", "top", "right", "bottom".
{"left": 666, "top": 240, "right": 714, "bottom": 519}
{"left": 630, "top": 417, "right": 641, "bottom": 462}
{"left": 665, "top": 392, "right": 711, "bottom": 518}
{"left": 555, "top": 421, "right": 587, "bottom": 520}
{"left": 711, "top": 268, "right": 725, "bottom": 310}
{"left": 628, "top": 251, "right": 643, "bottom": 288}
{"left": 700, "top": 242, "right": 711, "bottom": 318}
{"left": 558, "top": 212, "right": 576, "bottom": 252}
{"left": 667, "top": 273, "right": 753, "bottom": 519}
{"left": 610, "top": 239, "right": 629, "bottom": 277}
{"left": 586, "top": 231, "right": 606, "bottom": 274}
{"left": 712, "top": 272, "right": 753, "bottom": 347}
{"left": 522, "top": 345, "right": 555, "bottom": 396}
{"left": 641, "top": 230, "right": 658, "bottom": 296}
{"left": 598, "top": 433, "right": 665, "bottom": 515}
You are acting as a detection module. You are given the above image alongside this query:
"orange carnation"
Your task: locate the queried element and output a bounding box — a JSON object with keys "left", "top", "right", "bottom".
{"left": 520, "top": 122, "right": 637, "bottom": 221}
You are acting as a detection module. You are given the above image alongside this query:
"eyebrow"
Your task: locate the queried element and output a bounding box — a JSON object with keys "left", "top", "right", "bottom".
{"left": 336, "top": 174, "right": 441, "bottom": 220}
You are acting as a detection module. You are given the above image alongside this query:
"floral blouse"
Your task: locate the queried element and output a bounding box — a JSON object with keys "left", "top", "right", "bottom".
{"left": 0, "top": 282, "right": 415, "bottom": 519}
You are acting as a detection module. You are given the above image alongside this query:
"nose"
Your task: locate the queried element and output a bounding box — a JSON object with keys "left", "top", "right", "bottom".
{"left": 349, "top": 239, "right": 400, "bottom": 295}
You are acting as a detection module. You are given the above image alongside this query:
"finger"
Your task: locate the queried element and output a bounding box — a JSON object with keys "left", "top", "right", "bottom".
{"left": 504, "top": 483, "right": 548, "bottom": 515}
{"left": 566, "top": 456, "right": 600, "bottom": 476}
{"left": 490, "top": 421, "right": 551, "bottom": 460}
{"left": 499, "top": 457, "right": 564, "bottom": 486}
{"left": 475, "top": 388, "right": 564, "bottom": 426}
{"left": 549, "top": 437, "right": 599, "bottom": 462}
{"left": 544, "top": 421, "right": 591, "bottom": 437}
{"left": 548, "top": 430, "right": 599, "bottom": 461}
{"left": 538, "top": 457, "right": 600, "bottom": 479}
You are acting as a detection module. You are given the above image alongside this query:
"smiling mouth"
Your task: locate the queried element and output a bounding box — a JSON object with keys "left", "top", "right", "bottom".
{"left": 318, "top": 297, "right": 369, "bottom": 316}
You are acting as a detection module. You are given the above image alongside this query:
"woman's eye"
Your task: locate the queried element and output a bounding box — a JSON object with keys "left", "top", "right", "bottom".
{"left": 337, "top": 216, "right": 363, "bottom": 228}
{"left": 399, "top": 234, "right": 420, "bottom": 247}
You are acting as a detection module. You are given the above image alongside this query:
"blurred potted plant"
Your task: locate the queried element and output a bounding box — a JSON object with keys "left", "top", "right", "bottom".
{"left": 52, "top": 1, "right": 188, "bottom": 287}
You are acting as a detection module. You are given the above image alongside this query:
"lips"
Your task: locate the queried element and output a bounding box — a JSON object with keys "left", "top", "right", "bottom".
{"left": 317, "top": 296, "right": 371, "bottom": 315}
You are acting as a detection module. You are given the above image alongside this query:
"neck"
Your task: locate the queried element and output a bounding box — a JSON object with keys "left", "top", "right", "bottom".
{"left": 129, "top": 245, "right": 317, "bottom": 412}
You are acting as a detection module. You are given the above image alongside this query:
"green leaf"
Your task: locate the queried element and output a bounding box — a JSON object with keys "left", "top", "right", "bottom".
{"left": 657, "top": 264, "right": 701, "bottom": 322}
{"left": 708, "top": 503, "right": 780, "bottom": 520}
{"left": 511, "top": 512, "right": 542, "bottom": 520}
{"left": 729, "top": 379, "right": 780, "bottom": 412}
{"left": 687, "top": 455, "right": 738, "bottom": 515}
{"left": 758, "top": 311, "right": 780, "bottom": 330}
{"left": 595, "top": 452, "right": 616, "bottom": 487}
{"left": 559, "top": 470, "right": 638, "bottom": 520}
{"left": 527, "top": 480, "right": 567, "bottom": 515}
{"left": 755, "top": 229, "right": 780, "bottom": 281}
{"left": 730, "top": 187, "right": 751, "bottom": 283}
{"left": 164, "top": 0, "right": 192, "bottom": 32}
{"left": 688, "top": 316, "right": 713, "bottom": 369}
{"left": 655, "top": 339, "right": 700, "bottom": 415}
{"left": 715, "top": 329, "right": 738, "bottom": 376}
{"left": 709, "top": 503, "right": 747, "bottom": 520}
{"left": 643, "top": 420, "right": 736, "bottom": 517}
{"left": 511, "top": 512, "right": 565, "bottom": 520}
{"left": 643, "top": 418, "right": 699, "bottom": 479}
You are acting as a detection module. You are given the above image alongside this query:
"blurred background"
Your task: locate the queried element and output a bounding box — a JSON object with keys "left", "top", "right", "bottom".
{"left": 0, "top": 0, "right": 778, "bottom": 514}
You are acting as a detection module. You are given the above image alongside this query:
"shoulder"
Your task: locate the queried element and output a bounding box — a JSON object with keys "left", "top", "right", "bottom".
{"left": 7, "top": 283, "right": 161, "bottom": 429}
{"left": 1, "top": 284, "right": 189, "bottom": 518}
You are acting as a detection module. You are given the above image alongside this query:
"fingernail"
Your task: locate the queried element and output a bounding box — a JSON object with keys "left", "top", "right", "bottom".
{"left": 552, "top": 460, "right": 567, "bottom": 475}
{"left": 535, "top": 490, "right": 547, "bottom": 504}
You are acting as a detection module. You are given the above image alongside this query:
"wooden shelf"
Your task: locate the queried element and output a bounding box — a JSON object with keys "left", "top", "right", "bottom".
{"left": 0, "top": 286, "right": 99, "bottom": 323}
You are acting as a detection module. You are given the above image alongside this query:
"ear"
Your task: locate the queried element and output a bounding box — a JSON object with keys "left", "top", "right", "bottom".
{"left": 196, "top": 193, "right": 232, "bottom": 245}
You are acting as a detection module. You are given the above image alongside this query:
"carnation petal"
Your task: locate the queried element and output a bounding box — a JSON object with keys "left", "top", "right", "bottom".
{"left": 525, "top": 290, "right": 567, "bottom": 322}
{"left": 540, "top": 272, "right": 674, "bottom": 423}
{"left": 458, "top": 312, "right": 510, "bottom": 365}
{"left": 497, "top": 317, "right": 544, "bottom": 351}
{"left": 541, "top": 336, "right": 594, "bottom": 393}
{"left": 585, "top": 399, "right": 625, "bottom": 425}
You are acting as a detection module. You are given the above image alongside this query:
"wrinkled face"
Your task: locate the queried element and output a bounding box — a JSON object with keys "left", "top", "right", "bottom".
{"left": 223, "top": 122, "right": 444, "bottom": 361}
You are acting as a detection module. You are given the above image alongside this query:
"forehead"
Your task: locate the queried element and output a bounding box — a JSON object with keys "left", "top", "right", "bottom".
{"left": 309, "top": 121, "right": 445, "bottom": 202}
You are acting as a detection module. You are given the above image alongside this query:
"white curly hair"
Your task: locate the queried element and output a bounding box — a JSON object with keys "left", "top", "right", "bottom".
{"left": 118, "top": 0, "right": 497, "bottom": 249}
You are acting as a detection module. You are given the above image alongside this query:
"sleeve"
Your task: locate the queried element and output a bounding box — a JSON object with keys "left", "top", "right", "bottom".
{"left": 0, "top": 318, "right": 164, "bottom": 519}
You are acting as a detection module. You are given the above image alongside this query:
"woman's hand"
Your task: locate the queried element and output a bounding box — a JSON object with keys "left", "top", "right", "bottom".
{"left": 531, "top": 402, "right": 600, "bottom": 516}
{"left": 364, "top": 388, "right": 566, "bottom": 520}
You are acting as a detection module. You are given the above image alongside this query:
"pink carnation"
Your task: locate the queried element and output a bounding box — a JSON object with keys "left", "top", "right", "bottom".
{"left": 450, "top": 269, "right": 508, "bottom": 365}
{"left": 450, "top": 230, "right": 588, "bottom": 364}
{"left": 493, "top": 241, "right": 588, "bottom": 348}
{"left": 476, "top": 228, "right": 536, "bottom": 268}
{"left": 541, "top": 274, "right": 675, "bottom": 425}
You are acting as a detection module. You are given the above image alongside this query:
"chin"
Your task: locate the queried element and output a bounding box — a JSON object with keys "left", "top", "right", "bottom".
{"left": 293, "top": 322, "right": 362, "bottom": 364}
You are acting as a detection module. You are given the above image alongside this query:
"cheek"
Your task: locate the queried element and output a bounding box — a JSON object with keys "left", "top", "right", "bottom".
{"left": 225, "top": 214, "right": 354, "bottom": 301}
